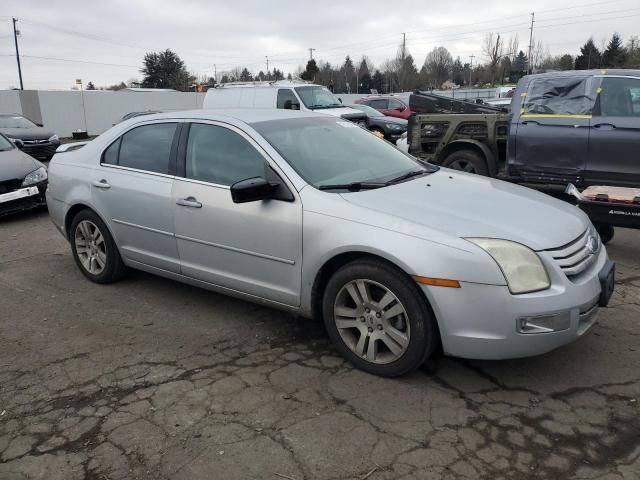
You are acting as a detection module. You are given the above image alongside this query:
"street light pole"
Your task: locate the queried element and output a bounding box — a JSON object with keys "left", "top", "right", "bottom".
{"left": 12, "top": 18, "right": 24, "bottom": 90}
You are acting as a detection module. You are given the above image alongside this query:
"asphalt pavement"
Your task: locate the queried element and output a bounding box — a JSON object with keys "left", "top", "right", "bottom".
{"left": 0, "top": 209, "right": 638, "bottom": 480}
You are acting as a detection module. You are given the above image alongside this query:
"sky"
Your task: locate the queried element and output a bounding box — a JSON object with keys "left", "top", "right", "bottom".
{"left": 1, "top": 0, "right": 639, "bottom": 90}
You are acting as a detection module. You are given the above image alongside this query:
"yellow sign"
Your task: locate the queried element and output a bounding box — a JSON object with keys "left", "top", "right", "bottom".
{"left": 75, "top": 79, "right": 82, "bottom": 85}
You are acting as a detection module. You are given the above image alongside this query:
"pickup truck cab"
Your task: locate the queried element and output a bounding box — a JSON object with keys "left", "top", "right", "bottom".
{"left": 406, "top": 70, "right": 640, "bottom": 189}
{"left": 203, "top": 80, "right": 367, "bottom": 124}
{"left": 507, "top": 69, "right": 640, "bottom": 188}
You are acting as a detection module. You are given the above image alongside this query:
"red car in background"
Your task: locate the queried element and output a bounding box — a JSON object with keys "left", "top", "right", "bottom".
{"left": 354, "top": 95, "right": 414, "bottom": 119}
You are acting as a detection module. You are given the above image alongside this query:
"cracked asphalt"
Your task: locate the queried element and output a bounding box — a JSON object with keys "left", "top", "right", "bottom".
{"left": 0, "top": 210, "right": 639, "bottom": 480}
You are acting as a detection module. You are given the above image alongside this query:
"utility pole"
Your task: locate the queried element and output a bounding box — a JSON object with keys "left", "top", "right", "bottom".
{"left": 527, "top": 12, "right": 535, "bottom": 74}
{"left": 265, "top": 56, "right": 269, "bottom": 76}
{"left": 468, "top": 55, "right": 475, "bottom": 86}
{"left": 400, "top": 32, "right": 406, "bottom": 92}
{"left": 308, "top": 48, "right": 316, "bottom": 60}
{"left": 12, "top": 18, "right": 23, "bottom": 90}
{"left": 214, "top": 64, "right": 217, "bottom": 83}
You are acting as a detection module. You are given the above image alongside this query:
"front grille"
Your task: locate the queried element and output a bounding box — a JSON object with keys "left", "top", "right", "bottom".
{"left": 22, "top": 139, "right": 49, "bottom": 145}
{"left": 22, "top": 143, "right": 57, "bottom": 160}
{"left": 546, "top": 229, "right": 599, "bottom": 278}
{"left": 0, "top": 179, "right": 22, "bottom": 195}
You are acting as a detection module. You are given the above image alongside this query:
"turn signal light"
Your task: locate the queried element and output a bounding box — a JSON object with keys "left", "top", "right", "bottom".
{"left": 413, "top": 276, "right": 461, "bottom": 288}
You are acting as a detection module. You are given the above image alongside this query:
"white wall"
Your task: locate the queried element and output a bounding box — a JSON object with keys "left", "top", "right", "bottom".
{"left": 37, "top": 90, "right": 205, "bottom": 137}
{"left": 0, "top": 91, "right": 22, "bottom": 114}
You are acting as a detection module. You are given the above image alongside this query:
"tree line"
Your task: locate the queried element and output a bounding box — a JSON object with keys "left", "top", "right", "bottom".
{"left": 90, "top": 32, "right": 640, "bottom": 93}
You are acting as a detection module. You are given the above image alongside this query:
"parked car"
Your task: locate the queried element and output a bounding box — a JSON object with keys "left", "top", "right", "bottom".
{"left": 47, "top": 109, "right": 614, "bottom": 377}
{"left": 405, "top": 70, "right": 640, "bottom": 188}
{"left": 0, "top": 132, "right": 48, "bottom": 216}
{"left": 355, "top": 95, "right": 413, "bottom": 119}
{"left": 0, "top": 114, "right": 60, "bottom": 161}
{"left": 348, "top": 104, "right": 408, "bottom": 141}
{"left": 203, "top": 80, "right": 367, "bottom": 125}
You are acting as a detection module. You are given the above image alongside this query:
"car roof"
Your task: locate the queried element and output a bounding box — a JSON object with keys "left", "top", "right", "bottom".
{"left": 129, "top": 108, "right": 327, "bottom": 125}
{"left": 524, "top": 69, "right": 640, "bottom": 80}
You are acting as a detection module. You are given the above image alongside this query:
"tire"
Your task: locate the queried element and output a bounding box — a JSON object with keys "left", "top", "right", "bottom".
{"left": 322, "top": 259, "right": 438, "bottom": 377}
{"left": 442, "top": 149, "right": 488, "bottom": 176}
{"left": 596, "top": 224, "right": 615, "bottom": 244}
{"left": 70, "top": 209, "right": 127, "bottom": 283}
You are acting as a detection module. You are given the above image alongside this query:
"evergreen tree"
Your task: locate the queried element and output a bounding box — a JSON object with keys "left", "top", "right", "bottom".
{"left": 371, "top": 70, "right": 385, "bottom": 93}
{"left": 341, "top": 56, "right": 355, "bottom": 93}
{"left": 510, "top": 51, "right": 528, "bottom": 81}
{"left": 239, "top": 68, "right": 253, "bottom": 81}
{"left": 141, "top": 49, "right": 190, "bottom": 91}
{"left": 575, "top": 38, "right": 601, "bottom": 70}
{"left": 451, "top": 57, "right": 465, "bottom": 86}
{"left": 557, "top": 54, "right": 573, "bottom": 70}
{"left": 300, "top": 59, "right": 319, "bottom": 81}
{"left": 85, "top": 81, "right": 96, "bottom": 90}
{"left": 602, "top": 33, "right": 627, "bottom": 68}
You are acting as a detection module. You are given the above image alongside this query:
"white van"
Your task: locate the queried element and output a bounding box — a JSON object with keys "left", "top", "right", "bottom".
{"left": 203, "top": 80, "right": 367, "bottom": 124}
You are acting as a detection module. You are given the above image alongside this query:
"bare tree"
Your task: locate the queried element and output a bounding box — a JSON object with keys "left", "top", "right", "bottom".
{"left": 483, "top": 33, "right": 504, "bottom": 85}
{"left": 529, "top": 39, "right": 549, "bottom": 73}
{"left": 507, "top": 34, "right": 519, "bottom": 62}
{"left": 423, "top": 46, "right": 453, "bottom": 88}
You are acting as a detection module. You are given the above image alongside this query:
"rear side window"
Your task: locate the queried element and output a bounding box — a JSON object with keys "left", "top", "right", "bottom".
{"left": 277, "top": 89, "right": 300, "bottom": 110}
{"left": 388, "top": 99, "right": 405, "bottom": 110}
{"left": 597, "top": 77, "right": 640, "bottom": 117}
{"left": 185, "top": 123, "right": 265, "bottom": 186}
{"left": 523, "top": 77, "right": 595, "bottom": 116}
{"left": 102, "top": 138, "right": 120, "bottom": 165}
{"left": 116, "top": 123, "right": 177, "bottom": 174}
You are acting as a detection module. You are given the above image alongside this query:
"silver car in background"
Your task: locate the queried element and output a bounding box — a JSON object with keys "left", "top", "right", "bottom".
{"left": 46, "top": 109, "right": 615, "bottom": 377}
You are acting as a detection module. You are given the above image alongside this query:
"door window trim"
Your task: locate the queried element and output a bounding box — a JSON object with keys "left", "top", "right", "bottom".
{"left": 175, "top": 120, "right": 299, "bottom": 201}
{"left": 99, "top": 120, "right": 183, "bottom": 177}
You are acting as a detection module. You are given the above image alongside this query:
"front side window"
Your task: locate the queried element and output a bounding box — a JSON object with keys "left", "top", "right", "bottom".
{"left": 102, "top": 138, "right": 120, "bottom": 165}
{"left": 117, "top": 123, "right": 177, "bottom": 174}
{"left": 253, "top": 117, "right": 435, "bottom": 189}
{"left": 388, "top": 99, "right": 405, "bottom": 110}
{"left": 185, "top": 123, "right": 266, "bottom": 186}
{"left": 597, "top": 77, "right": 640, "bottom": 117}
{"left": 523, "top": 76, "right": 595, "bottom": 115}
{"left": 277, "top": 89, "right": 300, "bottom": 110}
{"left": 0, "top": 135, "right": 14, "bottom": 151}
{"left": 294, "top": 86, "right": 343, "bottom": 110}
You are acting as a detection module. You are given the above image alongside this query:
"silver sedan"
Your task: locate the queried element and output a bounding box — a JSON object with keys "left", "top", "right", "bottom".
{"left": 46, "top": 109, "right": 615, "bottom": 377}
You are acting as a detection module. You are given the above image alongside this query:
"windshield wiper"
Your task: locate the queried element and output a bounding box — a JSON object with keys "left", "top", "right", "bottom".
{"left": 318, "top": 182, "right": 386, "bottom": 191}
{"left": 385, "top": 170, "right": 428, "bottom": 185}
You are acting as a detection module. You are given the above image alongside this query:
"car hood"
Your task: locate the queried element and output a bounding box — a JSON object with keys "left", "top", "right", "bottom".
{"left": 0, "top": 127, "right": 55, "bottom": 141}
{"left": 340, "top": 169, "right": 588, "bottom": 251}
{"left": 311, "top": 107, "right": 366, "bottom": 119}
{"left": 0, "top": 148, "right": 41, "bottom": 180}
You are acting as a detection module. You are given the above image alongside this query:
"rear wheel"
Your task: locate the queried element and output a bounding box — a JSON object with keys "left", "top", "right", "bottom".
{"left": 442, "top": 149, "right": 488, "bottom": 176}
{"left": 322, "top": 259, "right": 437, "bottom": 377}
{"left": 70, "top": 209, "right": 127, "bottom": 283}
{"left": 596, "top": 224, "right": 615, "bottom": 244}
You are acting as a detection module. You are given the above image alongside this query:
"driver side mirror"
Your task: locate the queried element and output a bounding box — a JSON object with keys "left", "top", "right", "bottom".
{"left": 11, "top": 138, "right": 24, "bottom": 150}
{"left": 230, "top": 177, "right": 277, "bottom": 203}
{"left": 397, "top": 106, "right": 406, "bottom": 112}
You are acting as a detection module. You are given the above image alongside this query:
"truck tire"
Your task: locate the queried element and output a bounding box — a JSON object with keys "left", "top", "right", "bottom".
{"left": 442, "top": 150, "right": 489, "bottom": 176}
{"left": 596, "top": 224, "right": 615, "bottom": 244}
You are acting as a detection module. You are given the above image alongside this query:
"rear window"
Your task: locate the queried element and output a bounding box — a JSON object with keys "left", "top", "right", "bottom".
{"left": 523, "top": 77, "right": 595, "bottom": 115}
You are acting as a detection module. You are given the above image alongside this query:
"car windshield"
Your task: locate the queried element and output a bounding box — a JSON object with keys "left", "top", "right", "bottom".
{"left": 0, "top": 115, "right": 37, "bottom": 129}
{"left": 294, "top": 86, "right": 343, "bottom": 110}
{"left": 351, "top": 104, "right": 384, "bottom": 117}
{"left": 0, "top": 135, "right": 13, "bottom": 152}
{"left": 253, "top": 117, "right": 437, "bottom": 189}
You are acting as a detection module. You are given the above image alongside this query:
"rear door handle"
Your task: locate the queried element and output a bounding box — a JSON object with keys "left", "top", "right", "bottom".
{"left": 92, "top": 179, "right": 111, "bottom": 189}
{"left": 176, "top": 196, "right": 202, "bottom": 208}
{"left": 521, "top": 120, "right": 540, "bottom": 126}
{"left": 593, "top": 123, "right": 616, "bottom": 130}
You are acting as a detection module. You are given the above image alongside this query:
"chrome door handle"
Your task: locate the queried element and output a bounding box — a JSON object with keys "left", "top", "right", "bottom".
{"left": 593, "top": 123, "right": 616, "bottom": 130}
{"left": 92, "top": 179, "right": 111, "bottom": 189}
{"left": 176, "top": 196, "right": 202, "bottom": 208}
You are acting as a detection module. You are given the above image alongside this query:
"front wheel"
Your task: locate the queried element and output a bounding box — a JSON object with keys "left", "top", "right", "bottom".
{"left": 322, "top": 259, "right": 438, "bottom": 377}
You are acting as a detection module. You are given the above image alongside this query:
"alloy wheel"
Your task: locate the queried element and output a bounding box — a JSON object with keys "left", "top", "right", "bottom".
{"left": 74, "top": 220, "right": 107, "bottom": 275}
{"left": 333, "top": 279, "right": 411, "bottom": 364}
{"left": 449, "top": 159, "right": 477, "bottom": 173}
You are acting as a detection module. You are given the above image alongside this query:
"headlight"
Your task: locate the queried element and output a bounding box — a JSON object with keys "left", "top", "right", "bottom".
{"left": 48, "top": 134, "right": 59, "bottom": 142}
{"left": 466, "top": 238, "right": 550, "bottom": 294}
{"left": 22, "top": 166, "right": 48, "bottom": 186}
{"left": 385, "top": 123, "right": 403, "bottom": 130}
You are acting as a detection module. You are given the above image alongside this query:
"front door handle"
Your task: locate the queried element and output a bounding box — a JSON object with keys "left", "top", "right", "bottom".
{"left": 521, "top": 120, "right": 540, "bottom": 126}
{"left": 176, "top": 196, "right": 202, "bottom": 208}
{"left": 593, "top": 123, "right": 616, "bottom": 130}
{"left": 92, "top": 179, "right": 111, "bottom": 189}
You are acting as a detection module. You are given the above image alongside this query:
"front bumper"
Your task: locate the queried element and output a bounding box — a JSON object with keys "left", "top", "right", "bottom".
{"left": 422, "top": 246, "right": 611, "bottom": 360}
{"left": 0, "top": 183, "right": 47, "bottom": 217}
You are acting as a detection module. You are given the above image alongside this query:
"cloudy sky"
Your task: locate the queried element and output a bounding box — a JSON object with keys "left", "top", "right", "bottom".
{"left": 1, "top": 0, "right": 638, "bottom": 90}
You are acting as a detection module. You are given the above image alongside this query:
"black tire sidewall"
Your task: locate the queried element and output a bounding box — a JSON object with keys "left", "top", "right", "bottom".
{"left": 69, "top": 210, "right": 123, "bottom": 283}
{"left": 322, "top": 259, "right": 436, "bottom": 377}
{"left": 443, "top": 150, "right": 488, "bottom": 176}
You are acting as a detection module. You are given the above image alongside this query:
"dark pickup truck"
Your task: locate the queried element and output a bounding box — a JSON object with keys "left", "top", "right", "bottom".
{"left": 407, "top": 69, "right": 640, "bottom": 189}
